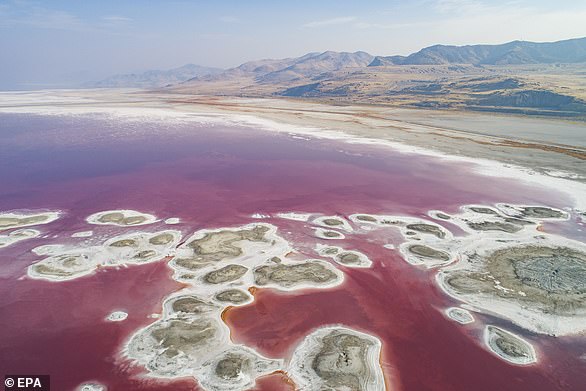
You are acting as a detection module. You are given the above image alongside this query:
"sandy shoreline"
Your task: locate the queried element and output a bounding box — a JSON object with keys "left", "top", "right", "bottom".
{"left": 3, "top": 88, "right": 585, "bottom": 175}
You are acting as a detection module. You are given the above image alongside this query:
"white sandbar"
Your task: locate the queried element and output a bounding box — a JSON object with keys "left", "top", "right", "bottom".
{"left": 106, "top": 311, "right": 128, "bottom": 322}
{"left": 86, "top": 209, "right": 157, "bottom": 226}
{"left": 0, "top": 229, "right": 40, "bottom": 249}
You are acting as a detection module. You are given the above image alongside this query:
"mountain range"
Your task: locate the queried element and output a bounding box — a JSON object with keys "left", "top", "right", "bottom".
{"left": 185, "top": 37, "right": 586, "bottom": 86}
{"left": 94, "top": 37, "right": 586, "bottom": 89}
{"left": 91, "top": 37, "right": 586, "bottom": 118}
{"left": 90, "top": 64, "right": 222, "bottom": 88}
{"left": 196, "top": 51, "right": 375, "bottom": 84}
{"left": 369, "top": 36, "right": 586, "bottom": 66}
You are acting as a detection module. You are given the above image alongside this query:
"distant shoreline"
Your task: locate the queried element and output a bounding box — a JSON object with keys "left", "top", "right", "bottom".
{"left": 1, "top": 89, "right": 585, "bottom": 207}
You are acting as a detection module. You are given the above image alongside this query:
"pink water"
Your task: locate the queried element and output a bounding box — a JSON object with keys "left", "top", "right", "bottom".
{"left": 0, "top": 113, "right": 583, "bottom": 390}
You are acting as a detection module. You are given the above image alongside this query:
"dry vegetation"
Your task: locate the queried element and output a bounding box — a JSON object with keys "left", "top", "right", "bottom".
{"left": 168, "top": 63, "right": 586, "bottom": 119}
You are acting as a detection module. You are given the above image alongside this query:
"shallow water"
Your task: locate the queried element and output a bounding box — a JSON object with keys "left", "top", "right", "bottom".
{"left": 0, "top": 113, "right": 584, "bottom": 390}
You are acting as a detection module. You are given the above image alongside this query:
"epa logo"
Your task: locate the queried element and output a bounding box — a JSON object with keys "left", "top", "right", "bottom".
{"left": 4, "top": 376, "right": 50, "bottom": 391}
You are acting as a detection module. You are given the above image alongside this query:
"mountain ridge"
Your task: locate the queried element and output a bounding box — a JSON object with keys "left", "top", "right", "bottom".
{"left": 93, "top": 37, "right": 586, "bottom": 89}
{"left": 369, "top": 37, "right": 586, "bottom": 66}
{"left": 90, "top": 64, "right": 223, "bottom": 88}
{"left": 189, "top": 51, "right": 375, "bottom": 84}
{"left": 170, "top": 37, "right": 586, "bottom": 119}
{"left": 180, "top": 37, "right": 586, "bottom": 89}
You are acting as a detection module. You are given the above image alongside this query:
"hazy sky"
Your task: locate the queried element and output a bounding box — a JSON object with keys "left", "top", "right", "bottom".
{"left": 1, "top": 0, "right": 586, "bottom": 89}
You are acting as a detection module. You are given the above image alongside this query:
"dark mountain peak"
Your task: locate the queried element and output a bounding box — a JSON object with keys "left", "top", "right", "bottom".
{"left": 386, "top": 37, "right": 586, "bottom": 66}
{"left": 191, "top": 50, "right": 376, "bottom": 85}
{"left": 257, "top": 50, "right": 374, "bottom": 83}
